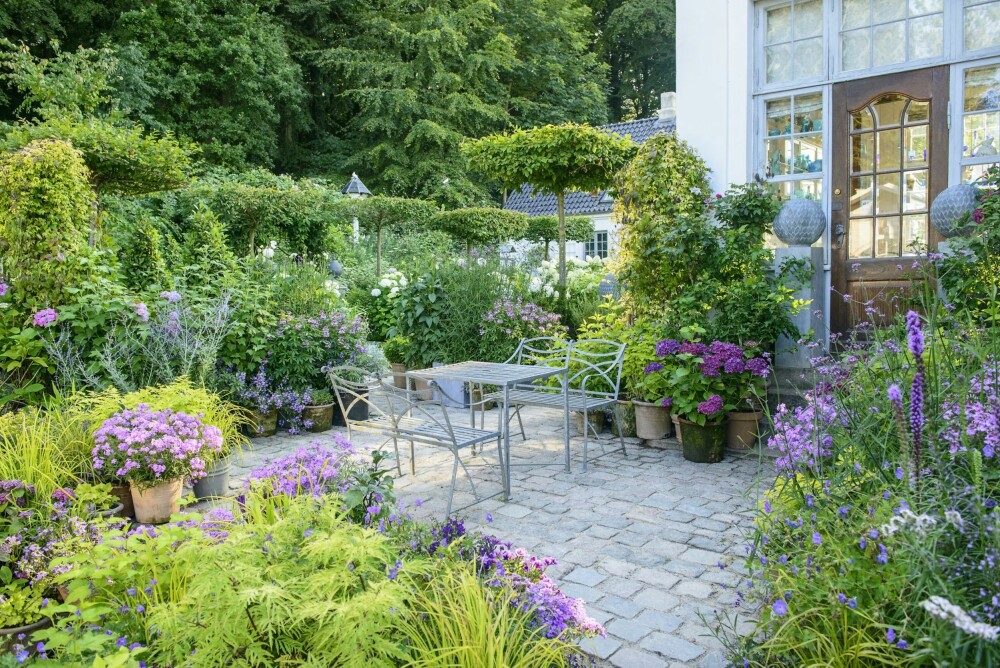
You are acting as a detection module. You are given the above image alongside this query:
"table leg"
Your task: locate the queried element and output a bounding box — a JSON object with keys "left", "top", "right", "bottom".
{"left": 563, "top": 369, "right": 571, "bottom": 472}
{"left": 503, "top": 384, "right": 512, "bottom": 501}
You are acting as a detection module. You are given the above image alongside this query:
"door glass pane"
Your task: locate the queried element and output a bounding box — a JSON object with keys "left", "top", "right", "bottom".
{"left": 877, "top": 173, "right": 901, "bottom": 214}
{"left": 849, "top": 218, "right": 874, "bottom": 258}
{"left": 794, "top": 38, "right": 824, "bottom": 79}
{"left": 908, "top": 13, "right": 943, "bottom": 60}
{"left": 965, "top": 2, "right": 1000, "bottom": 52}
{"left": 766, "top": 44, "right": 793, "bottom": 83}
{"left": 877, "top": 129, "right": 902, "bottom": 171}
{"left": 903, "top": 170, "right": 928, "bottom": 211}
{"left": 909, "top": 0, "right": 943, "bottom": 15}
{"left": 873, "top": 95, "right": 907, "bottom": 127}
{"left": 842, "top": 29, "right": 871, "bottom": 71}
{"left": 766, "top": 138, "right": 792, "bottom": 176}
{"left": 964, "top": 65, "right": 1000, "bottom": 112}
{"left": 853, "top": 107, "right": 875, "bottom": 131}
{"left": 852, "top": 133, "right": 876, "bottom": 173}
{"left": 903, "top": 214, "right": 928, "bottom": 253}
{"left": 873, "top": 0, "right": 906, "bottom": 23}
{"left": 851, "top": 176, "right": 875, "bottom": 216}
{"left": 875, "top": 217, "right": 901, "bottom": 257}
{"left": 794, "top": 0, "right": 824, "bottom": 38}
{"left": 766, "top": 5, "right": 793, "bottom": 44}
{"left": 904, "top": 126, "right": 929, "bottom": 167}
{"left": 905, "top": 100, "right": 929, "bottom": 124}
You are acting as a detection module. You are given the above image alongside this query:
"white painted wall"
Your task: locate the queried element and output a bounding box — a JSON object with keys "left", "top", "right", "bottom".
{"left": 676, "top": 0, "right": 752, "bottom": 194}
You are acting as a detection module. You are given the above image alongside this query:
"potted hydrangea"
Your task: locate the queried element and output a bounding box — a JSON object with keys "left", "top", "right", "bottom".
{"left": 92, "top": 405, "right": 223, "bottom": 524}
{"left": 644, "top": 336, "right": 770, "bottom": 462}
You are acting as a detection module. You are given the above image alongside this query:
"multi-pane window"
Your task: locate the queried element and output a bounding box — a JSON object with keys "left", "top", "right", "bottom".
{"left": 847, "top": 94, "right": 930, "bottom": 257}
{"left": 585, "top": 231, "right": 609, "bottom": 259}
{"left": 965, "top": 1, "right": 1000, "bottom": 53}
{"left": 840, "top": 0, "right": 944, "bottom": 73}
{"left": 763, "top": 0, "right": 824, "bottom": 84}
{"left": 763, "top": 92, "right": 824, "bottom": 201}
{"left": 961, "top": 63, "right": 1000, "bottom": 182}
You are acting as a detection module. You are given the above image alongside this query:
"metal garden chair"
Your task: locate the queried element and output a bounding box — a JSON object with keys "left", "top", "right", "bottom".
{"left": 328, "top": 366, "right": 504, "bottom": 516}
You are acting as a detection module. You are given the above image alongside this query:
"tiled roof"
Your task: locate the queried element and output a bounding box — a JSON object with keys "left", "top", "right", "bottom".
{"left": 341, "top": 172, "right": 371, "bottom": 196}
{"left": 503, "top": 116, "right": 675, "bottom": 217}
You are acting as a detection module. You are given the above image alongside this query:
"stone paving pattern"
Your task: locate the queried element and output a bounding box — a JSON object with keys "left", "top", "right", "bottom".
{"left": 229, "top": 404, "right": 773, "bottom": 667}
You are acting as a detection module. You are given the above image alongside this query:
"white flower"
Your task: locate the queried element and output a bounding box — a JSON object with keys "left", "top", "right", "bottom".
{"left": 881, "top": 508, "right": 937, "bottom": 536}
{"left": 379, "top": 278, "right": 391, "bottom": 288}
{"left": 945, "top": 510, "right": 964, "bottom": 528}
{"left": 371, "top": 288, "right": 382, "bottom": 297}
{"left": 269, "top": 240, "right": 278, "bottom": 249}
{"left": 528, "top": 277, "right": 542, "bottom": 292}
{"left": 457, "top": 258, "right": 466, "bottom": 267}
{"left": 389, "top": 286, "right": 399, "bottom": 295}
{"left": 399, "top": 277, "right": 408, "bottom": 287}
{"left": 476, "top": 258, "right": 486, "bottom": 266}
{"left": 921, "top": 596, "right": 1000, "bottom": 641}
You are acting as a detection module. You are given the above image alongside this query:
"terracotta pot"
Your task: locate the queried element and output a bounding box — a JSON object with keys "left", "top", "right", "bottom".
{"left": 192, "top": 458, "right": 232, "bottom": 500}
{"left": 130, "top": 478, "right": 183, "bottom": 525}
{"left": 573, "top": 411, "right": 606, "bottom": 436}
{"left": 303, "top": 403, "right": 334, "bottom": 433}
{"left": 109, "top": 483, "right": 135, "bottom": 520}
{"left": 0, "top": 616, "right": 52, "bottom": 650}
{"left": 727, "top": 410, "right": 763, "bottom": 449}
{"left": 390, "top": 363, "right": 408, "bottom": 390}
{"left": 671, "top": 414, "right": 682, "bottom": 444}
{"left": 678, "top": 418, "right": 727, "bottom": 463}
{"left": 610, "top": 400, "right": 637, "bottom": 438}
{"left": 250, "top": 410, "right": 278, "bottom": 437}
{"left": 633, "top": 400, "right": 672, "bottom": 440}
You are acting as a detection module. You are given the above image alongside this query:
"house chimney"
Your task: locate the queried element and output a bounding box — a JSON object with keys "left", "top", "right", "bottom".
{"left": 658, "top": 92, "right": 677, "bottom": 124}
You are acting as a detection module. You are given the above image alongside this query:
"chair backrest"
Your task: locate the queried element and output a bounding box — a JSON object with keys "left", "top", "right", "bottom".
{"left": 567, "top": 338, "right": 626, "bottom": 400}
{"left": 508, "top": 337, "right": 570, "bottom": 368}
{"left": 327, "top": 366, "right": 389, "bottom": 425}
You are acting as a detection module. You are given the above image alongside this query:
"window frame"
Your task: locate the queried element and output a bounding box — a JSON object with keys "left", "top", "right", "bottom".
{"left": 755, "top": 0, "right": 831, "bottom": 92}
{"left": 585, "top": 230, "right": 609, "bottom": 260}
{"left": 950, "top": 53, "right": 1000, "bottom": 184}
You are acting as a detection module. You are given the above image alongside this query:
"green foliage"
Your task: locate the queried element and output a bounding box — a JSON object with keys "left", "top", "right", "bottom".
{"left": 117, "top": 214, "right": 170, "bottom": 292}
{"left": 521, "top": 215, "right": 593, "bottom": 260}
{"left": 0, "top": 579, "right": 47, "bottom": 628}
{"left": 938, "top": 167, "right": 1000, "bottom": 323}
{"left": 613, "top": 132, "right": 712, "bottom": 315}
{"left": 390, "top": 271, "right": 451, "bottom": 369}
{"left": 431, "top": 207, "right": 529, "bottom": 258}
{"left": 464, "top": 122, "right": 635, "bottom": 293}
{"left": 713, "top": 180, "right": 782, "bottom": 237}
{"left": 0, "top": 139, "right": 94, "bottom": 311}
{"left": 0, "top": 406, "right": 84, "bottom": 497}
{"left": 381, "top": 336, "right": 409, "bottom": 366}
{"left": 266, "top": 311, "right": 367, "bottom": 391}
{"left": 601, "top": 0, "right": 676, "bottom": 121}
{"left": 336, "top": 196, "right": 437, "bottom": 275}
{"left": 70, "top": 482, "right": 118, "bottom": 514}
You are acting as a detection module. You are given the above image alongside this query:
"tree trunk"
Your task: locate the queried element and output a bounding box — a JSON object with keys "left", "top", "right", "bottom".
{"left": 556, "top": 191, "right": 567, "bottom": 301}
{"left": 467, "top": 240, "right": 473, "bottom": 261}
{"left": 376, "top": 226, "right": 383, "bottom": 276}
{"left": 543, "top": 241, "right": 550, "bottom": 261}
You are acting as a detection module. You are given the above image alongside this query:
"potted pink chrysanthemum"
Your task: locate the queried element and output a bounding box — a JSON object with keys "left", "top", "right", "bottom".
{"left": 92, "top": 405, "right": 223, "bottom": 524}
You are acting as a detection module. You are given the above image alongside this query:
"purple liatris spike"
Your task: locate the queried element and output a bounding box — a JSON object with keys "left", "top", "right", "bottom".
{"left": 905, "top": 311, "right": 924, "bottom": 358}
{"left": 910, "top": 371, "right": 924, "bottom": 476}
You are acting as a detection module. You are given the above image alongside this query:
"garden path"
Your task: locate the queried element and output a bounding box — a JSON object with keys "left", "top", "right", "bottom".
{"left": 230, "top": 405, "right": 772, "bottom": 668}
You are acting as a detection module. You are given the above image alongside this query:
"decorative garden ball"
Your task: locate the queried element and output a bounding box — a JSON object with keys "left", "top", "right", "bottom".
{"left": 930, "top": 184, "right": 978, "bottom": 238}
{"left": 773, "top": 198, "right": 826, "bottom": 246}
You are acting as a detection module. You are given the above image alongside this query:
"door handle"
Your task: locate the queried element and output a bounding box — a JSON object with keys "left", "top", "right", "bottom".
{"left": 833, "top": 223, "right": 846, "bottom": 250}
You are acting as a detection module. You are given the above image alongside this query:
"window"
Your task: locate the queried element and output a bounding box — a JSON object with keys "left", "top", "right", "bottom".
{"left": 840, "top": 0, "right": 944, "bottom": 73}
{"left": 961, "top": 63, "right": 1000, "bottom": 182}
{"left": 763, "top": 0, "right": 824, "bottom": 85}
{"left": 585, "top": 231, "right": 609, "bottom": 259}
{"left": 965, "top": 1, "right": 1000, "bottom": 53}
{"left": 847, "top": 94, "right": 930, "bottom": 257}
{"left": 762, "top": 91, "right": 825, "bottom": 201}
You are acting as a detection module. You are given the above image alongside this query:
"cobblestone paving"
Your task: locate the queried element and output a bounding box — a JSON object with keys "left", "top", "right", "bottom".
{"left": 229, "top": 404, "right": 773, "bottom": 667}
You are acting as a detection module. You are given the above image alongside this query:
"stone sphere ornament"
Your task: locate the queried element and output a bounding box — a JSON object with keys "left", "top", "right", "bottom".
{"left": 773, "top": 198, "right": 826, "bottom": 246}
{"left": 930, "top": 184, "right": 978, "bottom": 238}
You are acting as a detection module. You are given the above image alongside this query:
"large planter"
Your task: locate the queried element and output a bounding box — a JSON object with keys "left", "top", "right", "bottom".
{"left": 1, "top": 616, "right": 52, "bottom": 651}
{"left": 193, "top": 458, "right": 232, "bottom": 500}
{"left": 411, "top": 377, "right": 433, "bottom": 401}
{"left": 610, "top": 400, "right": 637, "bottom": 438}
{"left": 109, "top": 482, "right": 135, "bottom": 520}
{"left": 633, "top": 400, "right": 671, "bottom": 440}
{"left": 303, "top": 403, "right": 334, "bottom": 433}
{"left": 470, "top": 387, "right": 497, "bottom": 413}
{"left": 574, "top": 411, "right": 606, "bottom": 436}
{"left": 390, "top": 363, "right": 408, "bottom": 390}
{"left": 727, "top": 410, "right": 763, "bottom": 449}
{"left": 334, "top": 390, "right": 370, "bottom": 427}
{"left": 250, "top": 410, "right": 278, "bottom": 437}
{"left": 678, "top": 418, "right": 727, "bottom": 463}
{"left": 130, "top": 478, "right": 183, "bottom": 525}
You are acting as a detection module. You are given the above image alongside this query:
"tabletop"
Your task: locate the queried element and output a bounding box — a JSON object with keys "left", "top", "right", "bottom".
{"left": 407, "top": 361, "right": 566, "bottom": 387}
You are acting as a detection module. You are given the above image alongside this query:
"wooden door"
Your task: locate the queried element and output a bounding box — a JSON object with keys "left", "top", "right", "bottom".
{"left": 831, "top": 66, "right": 949, "bottom": 334}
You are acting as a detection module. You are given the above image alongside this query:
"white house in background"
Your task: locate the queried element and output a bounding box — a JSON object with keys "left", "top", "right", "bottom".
{"left": 502, "top": 95, "right": 676, "bottom": 260}
{"left": 677, "top": 0, "right": 1000, "bottom": 339}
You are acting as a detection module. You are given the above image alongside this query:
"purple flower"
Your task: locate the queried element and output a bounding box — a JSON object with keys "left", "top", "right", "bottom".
{"left": 746, "top": 357, "right": 770, "bottom": 378}
{"left": 887, "top": 384, "right": 902, "bottom": 405}
{"left": 0, "top": 281, "right": 7, "bottom": 297}
{"left": 837, "top": 593, "right": 847, "bottom": 604}
{"left": 32, "top": 308, "right": 58, "bottom": 327}
{"left": 905, "top": 311, "right": 924, "bottom": 357}
{"left": 847, "top": 598, "right": 857, "bottom": 609}
{"left": 134, "top": 301, "right": 149, "bottom": 322}
{"left": 812, "top": 532, "right": 822, "bottom": 546}
{"left": 660, "top": 397, "right": 673, "bottom": 408}
{"left": 697, "top": 394, "right": 724, "bottom": 416}
{"left": 655, "top": 339, "right": 681, "bottom": 357}
{"left": 160, "top": 290, "right": 182, "bottom": 303}
{"left": 772, "top": 599, "right": 788, "bottom": 616}
{"left": 643, "top": 362, "right": 664, "bottom": 374}
{"left": 887, "top": 628, "right": 896, "bottom": 644}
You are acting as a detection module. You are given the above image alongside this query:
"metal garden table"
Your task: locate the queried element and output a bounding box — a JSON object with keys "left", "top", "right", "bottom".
{"left": 407, "top": 361, "right": 569, "bottom": 500}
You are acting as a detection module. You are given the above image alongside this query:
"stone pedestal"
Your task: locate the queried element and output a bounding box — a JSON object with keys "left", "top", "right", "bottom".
{"left": 774, "top": 246, "right": 824, "bottom": 369}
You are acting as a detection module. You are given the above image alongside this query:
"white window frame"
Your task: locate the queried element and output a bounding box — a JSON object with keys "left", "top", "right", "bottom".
{"left": 585, "top": 230, "right": 609, "bottom": 260}
{"left": 755, "top": 0, "right": 831, "bottom": 93}
{"left": 949, "top": 54, "right": 1000, "bottom": 185}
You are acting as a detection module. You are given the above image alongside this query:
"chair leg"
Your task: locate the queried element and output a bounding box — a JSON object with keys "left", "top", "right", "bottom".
{"left": 391, "top": 437, "right": 402, "bottom": 477}
{"left": 409, "top": 440, "right": 416, "bottom": 476}
{"left": 447, "top": 452, "right": 460, "bottom": 518}
{"left": 613, "top": 404, "right": 626, "bottom": 456}
{"left": 514, "top": 405, "right": 526, "bottom": 441}
{"left": 582, "top": 407, "right": 589, "bottom": 472}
